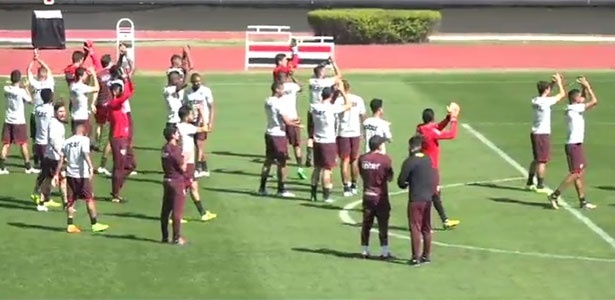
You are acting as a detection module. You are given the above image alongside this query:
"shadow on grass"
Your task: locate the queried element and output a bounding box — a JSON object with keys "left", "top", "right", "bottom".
{"left": 300, "top": 202, "right": 360, "bottom": 212}
{"left": 138, "top": 169, "right": 164, "bottom": 175}
{"left": 342, "top": 222, "right": 445, "bottom": 232}
{"left": 132, "top": 146, "right": 159, "bottom": 152}
{"left": 105, "top": 212, "right": 158, "bottom": 221}
{"left": 8, "top": 222, "right": 161, "bottom": 243}
{"left": 212, "top": 168, "right": 260, "bottom": 178}
{"left": 7, "top": 222, "right": 65, "bottom": 232}
{"left": 95, "top": 233, "right": 161, "bottom": 244}
{"left": 469, "top": 182, "right": 527, "bottom": 192}
{"left": 127, "top": 177, "right": 162, "bottom": 185}
{"left": 0, "top": 196, "right": 35, "bottom": 212}
{"left": 204, "top": 187, "right": 308, "bottom": 201}
{"left": 489, "top": 197, "right": 551, "bottom": 209}
{"left": 595, "top": 185, "right": 615, "bottom": 191}
{"left": 211, "top": 151, "right": 264, "bottom": 159}
{"left": 292, "top": 247, "right": 407, "bottom": 265}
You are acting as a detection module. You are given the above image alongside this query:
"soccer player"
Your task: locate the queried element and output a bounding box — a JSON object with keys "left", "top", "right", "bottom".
{"left": 525, "top": 73, "right": 566, "bottom": 193}
{"left": 36, "top": 100, "right": 69, "bottom": 211}
{"left": 64, "top": 50, "right": 86, "bottom": 86}
{"left": 272, "top": 38, "right": 299, "bottom": 81}
{"left": 358, "top": 135, "right": 394, "bottom": 259}
{"left": 309, "top": 81, "right": 353, "bottom": 203}
{"left": 363, "top": 99, "right": 392, "bottom": 154}
{"left": 108, "top": 78, "right": 135, "bottom": 203}
{"left": 306, "top": 58, "right": 341, "bottom": 167}
{"left": 0, "top": 70, "right": 37, "bottom": 175}
{"left": 416, "top": 103, "right": 461, "bottom": 229}
{"left": 184, "top": 73, "right": 214, "bottom": 178}
{"left": 54, "top": 123, "right": 108, "bottom": 233}
{"left": 167, "top": 45, "right": 193, "bottom": 81}
{"left": 160, "top": 125, "right": 187, "bottom": 245}
{"left": 176, "top": 105, "right": 217, "bottom": 222}
{"left": 164, "top": 71, "right": 187, "bottom": 127}
{"left": 91, "top": 55, "right": 115, "bottom": 176}
{"left": 117, "top": 43, "right": 135, "bottom": 77}
{"left": 30, "top": 89, "right": 62, "bottom": 209}
{"left": 69, "top": 67, "right": 99, "bottom": 135}
{"left": 547, "top": 76, "right": 598, "bottom": 210}
{"left": 335, "top": 80, "right": 366, "bottom": 196}
{"left": 27, "top": 49, "right": 55, "bottom": 168}
{"left": 257, "top": 82, "right": 302, "bottom": 197}
{"left": 397, "top": 135, "right": 436, "bottom": 266}
{"left": 277, "top": 72, "right": 306, "bottom": 179}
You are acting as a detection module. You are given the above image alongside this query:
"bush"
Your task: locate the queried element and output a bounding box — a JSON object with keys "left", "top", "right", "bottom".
{"left": 307, "top": 9, "right": 441, "bottom": 44}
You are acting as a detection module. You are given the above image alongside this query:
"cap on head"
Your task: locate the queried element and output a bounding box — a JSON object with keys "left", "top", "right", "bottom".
{"left": 40, "top": 88, "right": 53, "bottom": 104}
{"left": 10, "top": 69, "right": 21, "bottom": 84}
{"left": 408, "top": 135, "right": 424, "bottom": 152}
{"left": 370, "top": 98, "right": 383, "bottom": 113}
{"left": 422, "top": 108, "right": 434, "bottom": 123}
{"left": 368, "top": 135, "right": 387, "bottom": 151}
{"left": 163, "top": 125, "right": 177, "bottom": 141}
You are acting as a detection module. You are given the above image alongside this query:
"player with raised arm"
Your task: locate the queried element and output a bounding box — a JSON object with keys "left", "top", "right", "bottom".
{"left": 164, "top": 71, "right": 187, "bottom": 127}
{"left": 0, "top": 70, "right": 37, "bottom": 175}
{"left": 525, "top": 73, "right": 567, "bottom": 193}
{"left": 306, "top": 58, "right": 341, "bottom": 167}
{"left": 335, "top": 80, "right": 366, "bottom": 196}
{"left": 547, "top": 76, "right": 598, "bottom": 210}
{"left": 54, "top": 123, "right": 108, "bottom": 233}
{"left": 184, "top": 73, "right": 214, "bottom": 178}
{"left": 277, "top": 72, "right": 307, "bottom": 179}
{"left": 27, "top": 49, "right": 55, "bottom": 168}
{"left": 69, "top": 67, "right": 99, "bottom": 136}
{"left": 309, "top": 80, "right": 353, "bottom": 203}
{"left": 416, "top": 103, "right": 461, "bottom": 229}
{"left": 257, "top": 82, "right": 302, "bottom": 197}
{"left": 175, "top": 105, "right": 217, "bottom": 223}
{"left": 92, "top": 55, "right": 114, "bottom": 176}
{"left": 167, "top": 45, "right": 193, "bottom": 81}
{"left": 272, "top": 38, "right": 299, "bottom": 81}
{"left": 160, "top": 125, "right": 188, "bottom": 245}
{"left": 362, "top": 99, "right": 392, "bottom": 154}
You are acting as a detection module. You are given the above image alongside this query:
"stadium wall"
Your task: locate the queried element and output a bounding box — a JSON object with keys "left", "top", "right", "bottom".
{"left": 3, "top": 0, "right": 615, "bottom": 7}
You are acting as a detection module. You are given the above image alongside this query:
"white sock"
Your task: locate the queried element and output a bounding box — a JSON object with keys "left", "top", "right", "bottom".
{"left": 381, "top": 245, "right": 390, "bottom": 255}
{"left": 361, "top": 245, "right": 369, "bottom": 254}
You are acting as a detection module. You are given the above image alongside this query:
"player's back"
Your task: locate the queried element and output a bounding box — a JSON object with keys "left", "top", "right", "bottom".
{"left": 64, "top": 65, "right": 78, "bottom": 85}
{"left": 565, "top": 103, "right": 586, "bottom": 143}
{"left": 416, "top": 123, "right": 440, "bottom": 165}
{"left": 531, "top": 96, "right": 558, "bottom": 134}
{"left": 336, "top": 94, "right": 366, "bottom": 135}
{"left": 359, "top": 152, "right": 392, "bottom": 198}
{"left": 34, "top": 103, "right": 54, "bottom": 145}
{"left": 96, "top": 69, "right": 113, "bottom": 103}
{"left": 264, "top": 96, "right": 285, "bottom": 135}
{"left": 310, "top": 102, "right": 337, "bottom": 142}
{"left": 62, "top": 135, "right": 90, "bottom": 178}
{"left": 363, "top": 117, "right": 391, "bottom": 152}
{"left": 45, "top": 118, "right": 66, "bottom": 160}
{"left": 4, "top": 85, "right": 28, "bottom": 123}
{"left": 163, "top": 86, "right": 184, "bottom": 123}
{"left": 308, "top": 77, "right": 336, "bottom": 104}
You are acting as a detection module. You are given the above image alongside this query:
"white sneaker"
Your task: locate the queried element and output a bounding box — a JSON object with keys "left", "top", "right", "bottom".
{"left": 277, "top": 191, "right": 295, "bottom": 198}
{"left": 202, "top": 170, "right": 210, "bottom": 177}
{"left": 130, "top": 171, "right": 138, "bottom": 176}
{"left": 343, "top": 191, "right": 353, "bottom": 197}
{"left": 0, "top": 168, "right": 9, "bottom": 175}
{"left": 96, "top": 167, "right": 111, "bottom": 176}
{"left": 194, "top": 170, "right": 203, "bottom": 178}
{"left": 25, "top": 168, "right": 40, "bottom": 174}
{"left": 324, "top": 198, "right": 335, "bottom": 204}
{"left": 36, "top": 205, "right": 48, "bottom": 212}
{"left": 351, "top": 188, "right": 358, "bottom": 195}
{"left": 257, "top": 189, "right": 268, "bottom": 196}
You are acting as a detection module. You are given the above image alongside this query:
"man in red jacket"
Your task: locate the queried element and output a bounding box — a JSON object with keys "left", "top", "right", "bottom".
{"left": 415, "top": 103, "right": 461, "bottom": 229}
{"left": 107, "top": 77, "right": 135, "bottom": 203}
{"left": 272, "top": 39, "right": 299, "bottom": 81}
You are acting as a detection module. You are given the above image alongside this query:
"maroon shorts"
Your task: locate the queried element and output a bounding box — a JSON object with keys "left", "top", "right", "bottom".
{"left": 94, "top": 106, "right": 109, "bottom": 125}
{"left": 362, "top": 197, "right": 391, "bottom": 223}
{"left": 41, "top": 157, "right": 59, "bottom": 179}
{"left": 34, "top": 143, "right": 46, "bottom": 159}
{"left": 265, "top": 134, "right": 288, "bottom": 162}
{"left": 1, "top": 123, "right": 28, "bottom": 145}
{"left": 306, "top": 112, "right": 314, "bottom": 139}
{"left": 66, "top": 177, "right": 94, "bottom": 204}
{"left": 336, "top": 136, "right": 361, "bottom": 161}
{"left": 184, "top": 163, "right": 195, "bottom": 188}
{"left": 565, "top": 143, "right": 586, "bottom": 174}
{"left": 530, "top": 133, "right": 551, "bottom": 163}
{"left": 313, "top": 142, "right": 338, "bottom": 169}
{"left": 71, "top": 119, "right": 91, "bottom": 135}
{"left": 285, "top": 125, "right": 301, "bottom": 146}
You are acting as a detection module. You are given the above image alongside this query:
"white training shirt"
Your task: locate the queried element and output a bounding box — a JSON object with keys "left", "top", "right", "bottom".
{"left": 565, "top": 103, "right": 586, "bottom": 144}
{"left": 264, "top": 96, "right": 286, "bottom": 137}
{"left": 310, "top": 102, "right": 347, "bottom": 143}
{"left": 335, "top": 94, "right": 366, "bottom": 137}
{"left": 167, "top": 67, "right": 185, "bottom": 79}
{"left": 28, "top": 75, "right": 55, "bottom": 107}
{"left": 70, "top": 82, "right": 96, "bottom": 121}
{"left": 281, "top": 82, "right": 301, "bottom": 120}
{"left": 176, "top": 122, "right": 197, "bottom": 163}
{"left": 44, "top": 117, "right": 66, "bottom": 160}
{"left": 163, "top": 86, "right": 185, "bottom": 124}
{"left": 4, "top": 85, "right": 31, "bottom": 124}
{"left": 531, "top": 96, "right": 559, "bottom": 134}
{"left": 33, "top": 103, "right": 54, "bottom": 145}
{"left": 363, "top": 117, "right": 392, "bottom": 153}
{"left": 184, "top": 85, "right": 214, "bottom": 124}
{"left": 62, "top": 135, "right": 91, "bottom": 178}
{"left": 308, "top": 77, "right": 336, "bottom": 104}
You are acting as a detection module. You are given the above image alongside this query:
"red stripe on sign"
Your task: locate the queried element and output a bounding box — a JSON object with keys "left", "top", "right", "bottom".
{"left": 249, "top": 45, "right": 332, "bottom": 53}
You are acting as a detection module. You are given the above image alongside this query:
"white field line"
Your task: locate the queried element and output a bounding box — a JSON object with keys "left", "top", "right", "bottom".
{"left": 429, "top": 34, "right": 615, "bottom": 43}
{"left": 338, "top": 177, "right": 615, "bottom": 263}
{"left": 462, "top": 123, "right": 615, "bottom": 251}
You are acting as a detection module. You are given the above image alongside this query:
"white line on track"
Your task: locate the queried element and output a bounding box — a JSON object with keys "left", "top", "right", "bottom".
{"left": 462, "top": 123, "right": 615, "bottom": 251}
{"left": 472, "top": 121, "right": 615, "bottom": 126}
{"left": 338, "top": 177, "right": 615, "bottom": 263}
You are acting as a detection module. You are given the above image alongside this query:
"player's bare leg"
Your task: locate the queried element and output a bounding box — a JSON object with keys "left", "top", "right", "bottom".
{"left": 305, "top": 139, "right": 313, "bottom": 167}
{"left": 526, "top": 160, "right": 550, "bottom": 193}
{"left": 20, "top": 143, "right": 37, "bottom": 174}
{"left": 548, "top": 171, "right": 595, "bottom": 209}
{"left": 0, "top": 143, "right": 10, "bottom": 174}
{"left": 293, "top": 145, "right": 307, "bottom": 179}
{"left": 309, "top": 167, "right": 322, "bottom": 202}
{"left": 258, "top": 158, "right": 274, "bottom": 195}
{"left": 321, "top": 169, "right": 334, "bottom": 203}
{"left": 189, "top": 181, "right": 216, "bottom": 221}
{"left": 350, "top": 159, "right": 359, "bottom": 195}
{"left": 276, "top": 160, "right": 294, "bottom": 198}
{"left": 96, "top": 141, "right": 112, "bottom": 176}
{"left": 340, "top": 157, "right": 352, "bottom": 197}
{"left": 196, "top": 139, "right": 210, "bottom": 177}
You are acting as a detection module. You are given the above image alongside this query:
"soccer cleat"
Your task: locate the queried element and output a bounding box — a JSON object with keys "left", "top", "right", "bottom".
{"left": 350, "top": 184, "right": 358, "bottom": 195}
{"left": 173, "top": 237, "right": 187, "bottom": 246}
{"left": 129, "top": 171, "right": 138, "bottom": 176}
{"left": 169, "top": 218, "right": 188, "bottom": 224}
{"left": 30, "top": 194, "right": 40, "bottom": 204}
{"left": 379, "top": 253, "right": 395, "bottom": 261}
{"left": 36, "top": 205, "right": 48, "bottom": 212}
{"left": 443, "top": 219, "right": 460, "bottom": 229}
{"left": 0, "top": 168, "right": 9, "bottom": 175}
{"left": 91, "top": 223, "right": 109, "bottom": 233}
{"left": 277, "top": 190, "right": 295, "bottom": 198}
{"left": 360, "top": 251, "right": 370, "bottom": 259}
{"left": 525, "top": 184, "right": 537, "bottom": 191}
{"left": 96, "top": 167, "right": 111, "bottom": 176}
{"left": 25, "top": 168, "right": 40, "bottom": 174}
{"left": 66, "top": 224, "right": 81, "bottom": 233}
{"left": 420, "top": 256, "right": 431, "bottom": 264}
{"left": 297, "top": 168, "right": 307, "bottom": 180}
{"left": 535, "top": 187, "right": 553, "bottom": 194}
{"left": 44, "top": 199, "right": 62, "bottom": 208}
{"left": 324, "top": 198, "right": 335, "bottom": 204}
{"left": 408, "top": 258, "right": 421, "bottom": 266}
{"left": 201, "top": 211, "right": 217, "bottom": 222}
{"left": 201, "top": 170, "right": 210, "bottom": 177}
{"left": 580, "top": 201, "right": 597, "bottom": 209}
{"left": 111, "top": 196, "right": 128, "bottom": 204}
{"left": 194, "top": 170, "right": 202, "bottom": 178}
{"left": 305, "top": 160, "right": 312, "bottom": 168}
{"left": 547, "top": 194, "right": 560, "bottom": 209}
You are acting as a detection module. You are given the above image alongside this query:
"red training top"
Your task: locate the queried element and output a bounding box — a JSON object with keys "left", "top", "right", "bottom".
{"left": 272, "top": 53, "right": 299, "bottom": 81}
{"left": 415, "top": 116, "right": 458, "bottom": 169}
{"left": 108, "top": 79, "right": 134, "bottom": 138}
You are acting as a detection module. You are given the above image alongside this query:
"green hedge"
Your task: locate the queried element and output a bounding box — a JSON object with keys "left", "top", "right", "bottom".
{"left": 307, "top": 9, "right": 441, "bottom": 44}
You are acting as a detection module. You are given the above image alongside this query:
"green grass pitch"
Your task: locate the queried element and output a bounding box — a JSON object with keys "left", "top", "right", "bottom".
{"left": 1, "top": 72, "right": 614, "bottom": 299}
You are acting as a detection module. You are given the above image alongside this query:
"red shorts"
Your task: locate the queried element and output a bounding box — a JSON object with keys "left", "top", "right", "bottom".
{"left": 94, "top": 106, "right": 109, "bottom": 125}
{"left": 565, "top": 143, "right": 586, "bottom": 174}
{"left": 313, "top": 142, "right": 337, "bottom": 169}
{"left": 1, "top": 123, "right": 27, "bottom": 145}
{"left": 66, "top": 177, "right": 94, "bottom": 205}
{"left": 336, "top": 136, "right": 361, "bottom": 161}
{"left": 194, "top": 132, "right": 207, "bottom": 141}
{"left": 530, "top": 133, "right": 551, "bottom": 163}
{"left": 265, "top": 134, "right": 288, "bottom": 163}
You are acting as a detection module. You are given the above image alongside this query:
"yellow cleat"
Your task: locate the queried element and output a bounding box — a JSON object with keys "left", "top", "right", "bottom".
{"left": 169, "top": 218, "right": 188, "bottom": 224}
{"left": 443, "top": 219, "right": 460, "bottom": 229}
{"left": 67, "top": 224, "right": 81, "bottom": 234}
{"left": 44, "top": 200, "right": 62, "bottom": 208}
{"left": 91, "top": 223, "right": 109, "bottom": 233}
{"left": 30, "top": 194, "right": 40, "bottom": 204}
{"left": 201, "top": 211, "right": 217, "bottom": 222}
